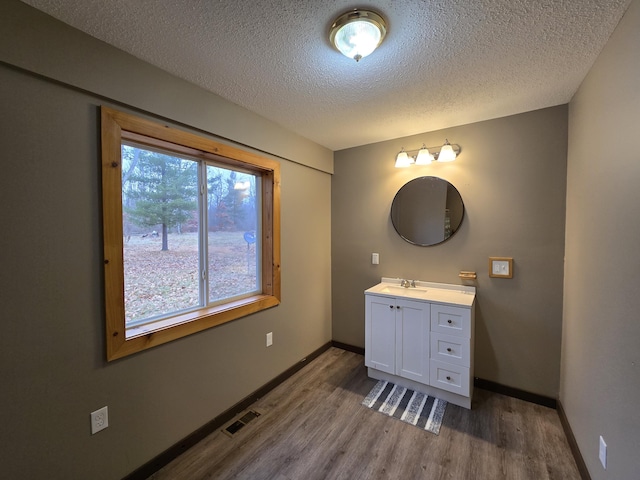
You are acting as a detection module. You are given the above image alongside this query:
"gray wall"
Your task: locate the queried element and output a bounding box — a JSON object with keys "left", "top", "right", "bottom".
{"left": 332, "top": 106, "right": 568, "bottom": 398}
{"left": 0, "top": 2, "right": 332, "bottom": 479}
{"left": 562, "top": 0, "right": 640, "bottom": 478}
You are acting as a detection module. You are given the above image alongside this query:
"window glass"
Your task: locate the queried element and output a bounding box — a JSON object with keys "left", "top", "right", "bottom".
{"left": 121, "top": 145, "right": 263, "bottom": 333}
{"left": 206, "top": 165, "right": 260, "bottom": 304}
{"left": 122, "top": 145, "right": 200, "bottom": 326}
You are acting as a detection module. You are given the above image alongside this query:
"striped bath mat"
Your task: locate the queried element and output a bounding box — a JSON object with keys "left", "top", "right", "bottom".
{"left": 361, "top": 380, "right": 447, "bottom": 435}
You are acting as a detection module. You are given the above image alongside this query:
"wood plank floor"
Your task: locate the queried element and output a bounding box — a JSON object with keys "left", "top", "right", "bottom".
{"left": 148, "top": 348, "right": 581, "bottom": 480}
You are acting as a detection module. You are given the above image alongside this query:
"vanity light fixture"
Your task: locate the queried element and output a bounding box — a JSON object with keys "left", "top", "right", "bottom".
{"left": 394, "top": 140, "right": 461, "bottom": 168}
{"left": 329, "top": 9, "right": 387, "bottom": 62}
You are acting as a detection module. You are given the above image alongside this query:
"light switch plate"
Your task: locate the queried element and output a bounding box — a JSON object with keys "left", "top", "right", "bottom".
{"left": 489, "top": 257, "right": 513, "bottom": 278}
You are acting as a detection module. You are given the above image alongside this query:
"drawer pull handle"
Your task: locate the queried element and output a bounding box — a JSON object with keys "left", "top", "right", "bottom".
{"left": 446, "top": 348, "right": 452, "bottom": 352}
{"left": 447, "top": 319, "right": 453, "bottom": 324}
{"left": 396, "top": 306, "right": 401, "bottom": 309}
{"left": 446, "top": 376, "right": 452, "bottom": 381}
{"left": 389, "top": 305, "right": 394, "bottom": 309}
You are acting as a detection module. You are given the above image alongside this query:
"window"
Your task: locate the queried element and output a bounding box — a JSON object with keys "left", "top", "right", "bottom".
{"left": 101, "top": 107, "right": 280, "bottom": 360}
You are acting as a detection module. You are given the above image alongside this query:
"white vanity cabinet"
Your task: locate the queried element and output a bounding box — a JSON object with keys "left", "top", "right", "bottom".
{"left": 365, "top": 295, "right": 430, "bottom": 383}
{"left": 365, "top": 278, "right": 475, "bottom": 409}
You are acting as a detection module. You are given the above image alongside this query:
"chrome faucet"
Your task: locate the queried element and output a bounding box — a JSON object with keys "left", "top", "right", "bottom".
{"left": 400, "top": 279, "right": 415, "bottom": 288}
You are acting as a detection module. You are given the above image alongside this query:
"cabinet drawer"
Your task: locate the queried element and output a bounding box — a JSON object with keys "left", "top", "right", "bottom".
{"left": 430, "top": 360, "right": 470, "bottom": 397}
{"left": 430, "top": 332, "right": 470, "bottom": 367}
{"left": 430, "top": 304, "right": 471, "bottom": 337}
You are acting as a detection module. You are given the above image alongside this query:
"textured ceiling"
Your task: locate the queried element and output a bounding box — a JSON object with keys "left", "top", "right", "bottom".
{"left": 22, "top": 0, "right": 631, "bottom": 151}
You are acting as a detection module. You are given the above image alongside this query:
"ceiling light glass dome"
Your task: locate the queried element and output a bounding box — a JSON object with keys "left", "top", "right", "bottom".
{"left": 329, "top": 10, "right": 387, "bottom": 62}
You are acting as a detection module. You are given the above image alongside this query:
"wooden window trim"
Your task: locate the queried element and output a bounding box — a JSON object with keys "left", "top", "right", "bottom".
{"left": 101, "top": 106, "right": 281, "bottom": 361}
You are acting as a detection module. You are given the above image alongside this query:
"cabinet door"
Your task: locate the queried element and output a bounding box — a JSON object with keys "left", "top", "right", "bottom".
{"left": 365, "top": 295, "right": 396, "bottom": 374}
{"left": 396, "top": 298, "right": 430, "bottom": 383}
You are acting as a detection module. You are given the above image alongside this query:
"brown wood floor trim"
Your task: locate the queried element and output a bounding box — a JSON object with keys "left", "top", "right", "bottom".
{"left": 331, "top": 341, "right": 364, "bottom": 355}
{"left": 473, "top": 377, "right": 557, "bottom": 409}
{"left": 557, "top": 400, "right": 592, "bottom": 480}
{"left": 122, "top": 341, "right": 332, "bottom": 480}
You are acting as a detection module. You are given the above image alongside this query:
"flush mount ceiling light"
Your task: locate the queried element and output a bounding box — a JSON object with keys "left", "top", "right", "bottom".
{"left": 394, "top": 140, "right": 461, "bottom": 168}
{"left": 329, "top": 9, "right": 387, "bottom": 62}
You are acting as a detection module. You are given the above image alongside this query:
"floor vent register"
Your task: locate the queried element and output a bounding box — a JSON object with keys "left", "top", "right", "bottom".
{"left": 223, "top": 410, "right": 261, "bottom": 437}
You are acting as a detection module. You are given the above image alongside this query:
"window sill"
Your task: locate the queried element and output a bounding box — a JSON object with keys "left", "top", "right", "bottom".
{"left": 108, "top": 294, "right": 280, "bottom": 361}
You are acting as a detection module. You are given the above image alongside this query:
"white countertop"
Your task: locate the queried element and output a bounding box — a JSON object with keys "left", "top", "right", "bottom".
{"left": 365, "top": 277, "right": 475, "bottom": 308}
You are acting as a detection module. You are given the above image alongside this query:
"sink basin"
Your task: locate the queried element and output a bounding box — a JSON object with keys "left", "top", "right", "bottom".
{"left": 366, "top": 283, "right": 430, "bottom": 299}
{"left": 379, "top": 285, "right": 428, "bottom": 296}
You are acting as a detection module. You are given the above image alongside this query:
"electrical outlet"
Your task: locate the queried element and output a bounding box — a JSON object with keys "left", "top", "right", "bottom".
{"left": 266, "top": 332, "right": 273, "bottom": 347}
{"left": 91, "top": 406, "right": 109, "bottom": 435}
{"left": 599, "top": 435, "right": 607, "bottom": 469}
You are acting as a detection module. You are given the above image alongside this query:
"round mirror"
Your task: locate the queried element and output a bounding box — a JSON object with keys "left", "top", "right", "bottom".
{"left": 391, "top": 176, "right": 465, "bottom": 246}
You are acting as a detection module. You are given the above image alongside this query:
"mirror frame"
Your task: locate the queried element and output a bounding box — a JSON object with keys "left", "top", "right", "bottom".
{"left": 390, "top": 176, "right": 465, "bottom": 246}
